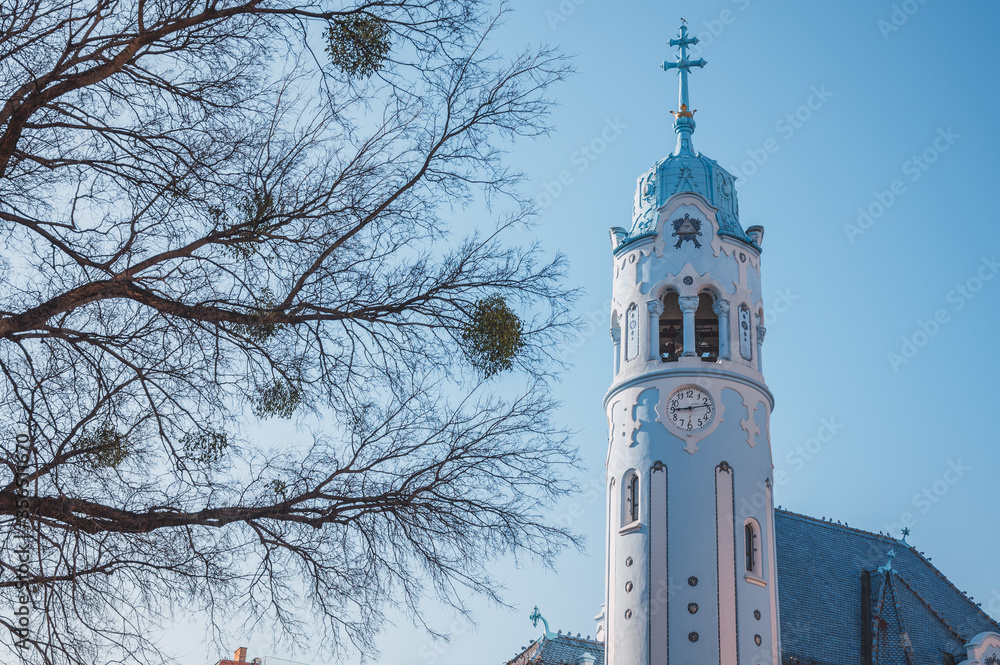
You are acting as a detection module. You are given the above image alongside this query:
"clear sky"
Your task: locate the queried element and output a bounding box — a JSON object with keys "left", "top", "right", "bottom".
{"left": 198, "top": 1, "right": 1000, "bottom": 663}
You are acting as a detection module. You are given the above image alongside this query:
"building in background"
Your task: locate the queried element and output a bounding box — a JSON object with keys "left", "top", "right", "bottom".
{"left": 216, "top": 646, "right": 260, "bottom": 665}
{"left": 503, "top": 23, "right": 1000, "bottom": 665}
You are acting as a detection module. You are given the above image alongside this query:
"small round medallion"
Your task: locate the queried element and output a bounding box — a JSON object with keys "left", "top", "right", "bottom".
{"left": 625, "top": 609, "right": 633, "bottom": 620}
{"left": 688, "top": 632, "right": 699, "bottom": 643}
{"left": 625, "top": 581, "right": 633, "bottom": 593}
{"left": 629, "top": 254, "right": 636, "bottom": 263}
{"left": 740, "top": 252, "right": 746, "bottom": 262}
{"left": 683, "top": 276, "right": 694, "bottom": 285}
{"left": 754, "top": 634, "right": 763, "bottom": 646}
{"left": 754, "top": 610, "right": 761, "bottom": 620}
{"left": 688, "top": 576, "right": 698, "bottom": 587}
{"left": 625, "top": 557, "right": 633, "bottom": 567}
{"left": 687, "top": 603, "right": 698, "bottom": 614}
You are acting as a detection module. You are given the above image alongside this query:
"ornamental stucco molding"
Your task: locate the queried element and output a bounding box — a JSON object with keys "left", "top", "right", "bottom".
{"left": 678, "top": 295, "right": 699, "bottom": 313}
{"left": 959, "top": 632, "right": 1000, "bottom": 665}
{"left": 652, "top": 195, "right": 725, "bottom": 259}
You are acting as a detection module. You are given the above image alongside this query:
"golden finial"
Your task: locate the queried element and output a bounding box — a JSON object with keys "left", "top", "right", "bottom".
{"left": 670, "top": 103, "right": 697, "bottom": 119}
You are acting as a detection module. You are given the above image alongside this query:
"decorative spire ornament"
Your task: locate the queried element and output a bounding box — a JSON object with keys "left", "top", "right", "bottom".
{"left": 530, "top": 605, "right": 557, "bottom": 640}
{"left": 877, "top": 548, "right": 897, "bottom": 574}
{"left": 662, "top": 23, "right": 707, "bottom": 156}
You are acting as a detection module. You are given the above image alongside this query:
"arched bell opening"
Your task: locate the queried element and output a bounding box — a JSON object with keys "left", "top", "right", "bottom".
{"left": 658, "top": 291, "right": 683, "bottom": 362}
{"left": 695, "top": 292, "right": 719, "bottom": 362}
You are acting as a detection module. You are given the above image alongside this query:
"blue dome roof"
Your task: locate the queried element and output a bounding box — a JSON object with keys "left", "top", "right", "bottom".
{"left": 629, "top": 148, "right": 753, "bottom": 248}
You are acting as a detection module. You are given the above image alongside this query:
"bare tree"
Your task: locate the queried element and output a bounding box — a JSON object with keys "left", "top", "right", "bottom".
{"left": 0, "top": 1, "right": 579, "bottom": 663}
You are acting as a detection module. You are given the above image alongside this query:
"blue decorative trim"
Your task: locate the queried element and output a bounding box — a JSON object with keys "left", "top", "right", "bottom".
{"left": 717, "top": 229, "right": 762, "bottom": 253}
{"left": 613, "top": 231, "right": 657, "bottom": 256}
{"left": 604, "top": 366, "right": 775, "bottom": 411}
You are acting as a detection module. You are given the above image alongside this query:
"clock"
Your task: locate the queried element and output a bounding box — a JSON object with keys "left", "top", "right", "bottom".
{"left": 665, "top": 386, "right": 715, "bottom": 433}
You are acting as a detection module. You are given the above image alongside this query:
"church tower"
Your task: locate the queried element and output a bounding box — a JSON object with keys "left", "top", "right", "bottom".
{"left": 602, "top": 25, "right": 780, "bottom": 665}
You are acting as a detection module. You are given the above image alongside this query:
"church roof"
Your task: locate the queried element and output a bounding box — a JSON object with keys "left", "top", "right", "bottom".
{"left": 775, "top": 509, "right": 1000, "bottom": 665}
{"left": 504, "top": 633, "right": 603, "bottom": 665}
{"left": 502, "top": 510, "right": 999, "bottom": 665}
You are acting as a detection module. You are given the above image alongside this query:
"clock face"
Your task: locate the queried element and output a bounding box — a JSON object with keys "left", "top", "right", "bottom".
{"left": 666, "top": 386, "right": 715, "bottom": 433}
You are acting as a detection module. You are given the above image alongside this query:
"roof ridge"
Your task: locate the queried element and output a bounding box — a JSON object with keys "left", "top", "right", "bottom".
{"left": 554, "top": 634, "right": 602, "bottom": 645}
{"left": 892, "top": 571, "right": 966, "bottom": 641}
{"left": 902, "top": 547, "right": 1000, "bottom": 633}
{"left": 775, "top": 508, "right": 902, "bottom": 544}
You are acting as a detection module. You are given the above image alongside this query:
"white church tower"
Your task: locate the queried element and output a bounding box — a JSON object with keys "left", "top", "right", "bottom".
{"left": 601, "top": 24, "right": 780, "bottom": 665}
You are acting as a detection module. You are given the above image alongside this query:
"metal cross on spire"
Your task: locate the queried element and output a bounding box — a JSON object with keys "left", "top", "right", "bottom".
{"left": 662, "top": 23, "right": 707, "bottom": 155}
{"left": 663, "top": 23, "right": 706, "bottom": 112}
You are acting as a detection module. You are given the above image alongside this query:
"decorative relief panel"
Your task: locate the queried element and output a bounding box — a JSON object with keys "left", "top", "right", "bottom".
{"left": 632, "top": 170, "right": 657, "bottom": 230}
{"left": 625, "top": 303, "right": 639, "bottom": 361}
{"left": 670, "top": 213, "right": 703, "bottom": 249}
{"left": 739, "top": 304, "right": 753, "bottom": 361}
{"left": 609, "top": 400, "right": 638, "bottom": 450}
{"left": 631, "top": 388, "right": 660, "bottom": 448}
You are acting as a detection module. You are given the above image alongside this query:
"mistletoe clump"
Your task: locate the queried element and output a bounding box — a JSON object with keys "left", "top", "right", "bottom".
{"left": 461, "top": 295, "right": 525, "bottom": 377}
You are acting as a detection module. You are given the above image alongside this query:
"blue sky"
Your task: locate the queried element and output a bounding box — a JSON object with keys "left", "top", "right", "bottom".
{"left": 196, "top": 1, "right": 1000, "bottom": 663}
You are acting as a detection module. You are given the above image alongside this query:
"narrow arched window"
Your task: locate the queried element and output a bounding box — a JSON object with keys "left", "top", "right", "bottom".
{"left": 659, "top": 292, "right": 683, "bottom": 362}
{"left": 624, "top": 472, "right": 640, "bottom": 524}
{"left": 744, "top": 518, "right": 762, "bottom": 578}
{"left": 695, "top": 292, "right": 719, "bottom": 362}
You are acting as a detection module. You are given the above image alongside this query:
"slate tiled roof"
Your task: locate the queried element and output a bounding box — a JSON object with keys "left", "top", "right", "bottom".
{"left": 504, "top": 634, "right": 604, "bottom": 665}
{"left": 503, "top": 510, "right": 999, "bottom": 665}
{"left": 775, "top": 509, "right": 1000, "bottom": 665}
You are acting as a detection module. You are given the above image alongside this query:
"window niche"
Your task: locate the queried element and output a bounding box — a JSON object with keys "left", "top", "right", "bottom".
{"left": 622, "top": 471, "right": 640, "bottom": 528}
{"left": 658, "top": 292, "right": 683, "bottom": 362}
{"left": 744, "top": 518, "right": 765, "bottom": 584}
